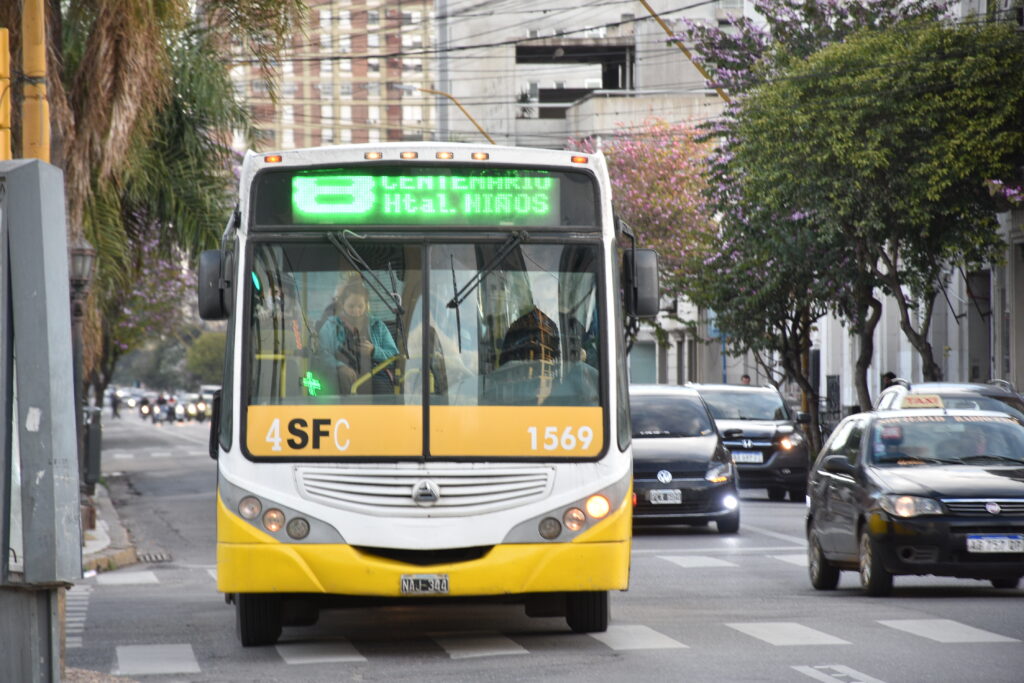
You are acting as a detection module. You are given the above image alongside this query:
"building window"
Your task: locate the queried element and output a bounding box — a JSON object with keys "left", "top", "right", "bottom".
{"left": 321, "top": 104, "right": 333, "bottom": 120}
{"left": 322, "top": 128, "right": 334, "bottom": 144}
{"left": 368, "top": 33, "right": 380, "bottom": 49}
{"left": 368, "top": 106, "right": 380, "bottom": 124}
{"left": 320, "top": 9, "right": 331, "bottom": 29}
{"left": 252, "top": 80, "right": 269, "bottom": 95}
{"left": 341, "top": 128, "right": 352, "bottom": 143}
{"left": 282, "top": 128, "right": 295, "bottom": 148}
{"left": 366, "top": 82, "right": 380, "bottom": 96}
{"left": 282, "top": 105, "right": 294, "bottom": 124}
{"left": 341, "top": 105, "right": 352, "bottom": 122}
{"left": 402, "top": 105, "right": 422, "bottom": 123}
{"left": 320, "top": 83, "right": 333, "bottom": 98}
{"left": 320, "top": 32, "right": 332, "bottom": 49}
{"left": 320, "top": 60, "right": 332, "bottom": 75}
{"left": 369, "top": 129, "right": 381, "bottom": 142}
{"left": 337, "top": 11, "right": 351, "bottom": 29}
{"left": 368, "top": 58, "right": 380, "bottom": 73}
{"left": 368, "top": 10, "right": 379, "bottom": 24}
{"left": 282, "top": 81, "right": 297, "bottom": 97}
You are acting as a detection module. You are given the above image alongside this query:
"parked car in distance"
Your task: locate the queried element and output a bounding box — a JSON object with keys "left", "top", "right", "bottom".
{"left": 807, "top": 408, "right": 1024, "bottom": 596}
{"left": 689, "top": 383, "right": 811, "bottom": 502}
{"left": 875, "top": 379, "right": 1024, "bottom": 423}
{"left": 629, "top": 385, "right": 740, "bottom": 534}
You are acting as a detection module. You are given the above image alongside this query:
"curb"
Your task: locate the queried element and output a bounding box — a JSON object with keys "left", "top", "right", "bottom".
{"left": 82, "top": 484, "right": 138, "bottom": 574}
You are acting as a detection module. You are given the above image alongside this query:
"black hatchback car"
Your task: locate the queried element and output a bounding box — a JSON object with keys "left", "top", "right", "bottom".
{"left": 807, "top": 409, "right": 1024, "bottom": 596}
{"left": 630, "top": 385, "right": 740, "bottom": 533}
{"left": 690, "top": 384, "right": 811, "bottom": 502}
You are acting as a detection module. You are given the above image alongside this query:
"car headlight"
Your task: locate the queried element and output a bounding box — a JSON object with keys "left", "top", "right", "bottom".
{"left": 880, "top": 494, "right": 943, "bottom": 518}
{"left": 779, "top": 431, "right": 804, "bottom": 450}
{"left": 706, "top": 461, "right": 733, "bottom": 483}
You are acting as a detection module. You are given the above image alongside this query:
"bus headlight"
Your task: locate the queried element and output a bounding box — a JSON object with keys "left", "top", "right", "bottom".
{"left": 585, "top": 495, "right": 610, "bottom": 519}
{"left": 563, "top": 508, "right": 586, "bottom": 532}
{"left": 538, "top": 517, "right": 562, "bottom": 539}
{"left": 286, "top": 517, "right": 311, "bottom": 540}
{"left": 263, "top": 508, "right": 285, "bottom": 533}
{"left": 238, "top": 496, "right": 262, "bottom": 520}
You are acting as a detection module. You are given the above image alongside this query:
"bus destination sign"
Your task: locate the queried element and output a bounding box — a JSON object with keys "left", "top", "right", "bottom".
{"left": 291, "top": 171, "right": 562, "bottom": 226}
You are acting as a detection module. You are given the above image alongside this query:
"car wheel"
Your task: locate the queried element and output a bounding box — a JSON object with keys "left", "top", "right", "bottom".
{"left": 990, "top": 577, "right": 1021, "bottom": 589}
{"left": 565, "top": 591, "right": 608, "bottom": 633}
{"left": 236, "top": 594, "right": 283, "bottom": 646}
{"left": 767, "top": 487, "right": 786, "bottom": 502}
{"left": 788, "top": 487, "right": 806, "bottom": 503}
{"left": 859, "top": 528, "right": 893, "bottom": 596}
{"left": 808, "top": 528, "right": 840, "bottom": 590}
{"left": 717, "top": 511, "right": 740, "bottom": 534}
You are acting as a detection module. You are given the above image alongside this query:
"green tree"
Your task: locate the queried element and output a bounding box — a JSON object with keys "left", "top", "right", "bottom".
{"left": 186, "top": 331, "right": 226, "bottom": 385}
{"left": 731, "top": 20, "right": 1024, "bottom": 385}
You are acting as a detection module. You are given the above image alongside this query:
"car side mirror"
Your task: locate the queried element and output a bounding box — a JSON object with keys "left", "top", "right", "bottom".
{"left": 822, "top": 454, "right": 855, "bottom": 476}
{"left": 796, "top": 411, "right": 811, "bottom": 424}
{"left": 721, "top": 428, "right": 742, "bottom": 439}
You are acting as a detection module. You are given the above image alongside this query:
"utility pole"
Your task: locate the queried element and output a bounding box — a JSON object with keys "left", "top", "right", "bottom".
{"left": 1, "top": 29, "right": 11, "bottom": 161}
{"left": 21, "top": 0, "right": 50, "bottom": 162}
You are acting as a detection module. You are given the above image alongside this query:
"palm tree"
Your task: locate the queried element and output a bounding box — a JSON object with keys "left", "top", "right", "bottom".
{"left": 2, "top": 0, "right": 304, "bottom": 397}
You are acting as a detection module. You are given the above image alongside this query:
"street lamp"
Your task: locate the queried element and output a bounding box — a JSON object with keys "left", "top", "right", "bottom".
{"left": 68, "top": 234, "right": 96, "bottom": 507}
{"left": 392, "top": 83, "right": 497, "bottom": 146}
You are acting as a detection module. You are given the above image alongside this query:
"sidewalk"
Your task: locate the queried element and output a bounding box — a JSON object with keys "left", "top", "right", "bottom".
{"left": 82, "top": 483, "right": 137, "bottom": 574}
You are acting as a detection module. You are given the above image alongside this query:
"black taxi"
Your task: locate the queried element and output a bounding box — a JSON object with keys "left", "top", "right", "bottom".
{"left": 806, "top": 405, "right": 1024, "bottom": 595}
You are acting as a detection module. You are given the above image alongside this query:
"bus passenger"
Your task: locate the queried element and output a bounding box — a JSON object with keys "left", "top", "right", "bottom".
{"left": 318, "top": 278, "right": 399, "bottom": 394}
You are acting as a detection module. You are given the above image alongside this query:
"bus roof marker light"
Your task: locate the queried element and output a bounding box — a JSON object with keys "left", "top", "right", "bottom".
{"left": 400, "top": 151, "right": 418, "bottom": 160}
{"left": 264, "top": 154, "right": 283, "bottom": 163}
{"left": 436, "top": 151, "right": 454, "bottom": 160}
{"left": 471, "top": 152, "right": 489, "bottom": 161}
{"left": 364, "top": 152, "right": 383, "bottom": 160}
{"left": 570, "top": 155, "right": 588, "bottom": 164}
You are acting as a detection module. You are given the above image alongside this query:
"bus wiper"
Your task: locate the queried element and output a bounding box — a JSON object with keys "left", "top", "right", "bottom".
{"left": 447, "top": 231, "right": 527, "bottom": 309}
{"left": 327, "top": 231, "right": 408, "bottom": 357}
{"left": 450, "top": 254, "right": 462, "bottom": 353}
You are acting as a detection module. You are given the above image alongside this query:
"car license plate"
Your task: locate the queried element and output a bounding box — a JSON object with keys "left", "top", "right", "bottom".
{"left": 966, "top": 534, "right": 1024, "bottom": 553}
{"left": 400, "top": 574, "right": 449, "bottom": 594}
{"left": 649, "top": 489, "right": 681, "bottom": 505}
{"left": 732, "top": 451, "right": 763, "bottom": 464}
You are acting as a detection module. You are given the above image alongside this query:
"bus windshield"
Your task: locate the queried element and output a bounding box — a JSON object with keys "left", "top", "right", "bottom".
{"left": 245, "top": 237, "right": 603, "bottom": 458}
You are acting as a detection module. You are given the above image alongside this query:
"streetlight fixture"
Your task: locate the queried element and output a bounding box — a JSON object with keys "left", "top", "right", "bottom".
{"left": 68, "top": 233, "right": 96, "bottom": 509}
{"left": 392, "top": 83, "right": 497, "bottom": 146}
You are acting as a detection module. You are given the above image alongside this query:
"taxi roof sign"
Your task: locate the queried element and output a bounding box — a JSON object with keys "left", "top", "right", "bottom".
{"left": 900, "top": 394, "right": 944, "bottom": 409}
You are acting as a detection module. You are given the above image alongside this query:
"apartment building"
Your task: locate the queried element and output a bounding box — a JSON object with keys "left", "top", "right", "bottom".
{"left": 233, "top": 0, "right": 435, "bottom": 150}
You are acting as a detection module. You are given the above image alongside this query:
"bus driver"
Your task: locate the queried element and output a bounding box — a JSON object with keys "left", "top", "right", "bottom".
{"left": 317, "top": 278, "right": 400, "bottom": 394}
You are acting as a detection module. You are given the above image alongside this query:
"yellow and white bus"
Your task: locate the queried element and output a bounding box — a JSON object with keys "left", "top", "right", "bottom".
{"left": 198, "top": 142, "right": 659, "bottom": 646}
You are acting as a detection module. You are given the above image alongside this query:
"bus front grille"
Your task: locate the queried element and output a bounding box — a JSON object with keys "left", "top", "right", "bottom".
{"left": 295, "top": 465, "right": 554, "bottom": 517}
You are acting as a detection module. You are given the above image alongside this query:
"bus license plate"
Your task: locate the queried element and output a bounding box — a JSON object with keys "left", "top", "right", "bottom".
{"left": 967, "top": 534, "right": 1024, "bottom": 553}
{"left": 401, "top": 574, "right": 450, "bottom": 595}
{"left": 649, "top": 489, "right": 681, "bottom": 505}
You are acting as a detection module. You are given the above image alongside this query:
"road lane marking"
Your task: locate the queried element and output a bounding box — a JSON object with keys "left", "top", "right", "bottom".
{"left": 112, "top": 453, "right": 135, "bottom": 460}
{"left": 728, "top": 622, "right": 849, "bottom": 646}
{"left": 878, "top": 619, "right": 1019, "bottom": 643}
{"left": 793, "top": 665, "right": 888, "bottom": 683}
{"left": 631, "top": 545, "right": 804, "bottom": 555}
{"left": 96, "top": 570, "right": 159, "bottom": 586}
{"left": 114, "top": 644, "right": 200, "bottom": 675}
{"left": 276, "top": 640, "right": 367, "bottom": 664}
{"left": 741, "top": 523, "right": 806, "bottom": 545}
{"left": 433, "top": 634, "right": 529, "bottom": 659}
{"left": 659, "top": 555, "right": 738, "bottom": 568}
{"left": 151, "top": 451, "right": 171, "bottom": 458}
{"left": 589, "top": 624, "right": 688, "bottom": 650}
{"left": 771, "top": 553, "right": 809, "bottom": 567}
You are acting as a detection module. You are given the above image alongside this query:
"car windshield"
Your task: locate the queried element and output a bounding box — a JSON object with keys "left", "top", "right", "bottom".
{"left": 630, "top": 394, "right": 714, "bottom": 438}
{"left": 931, "top": 394, "right": 1024, "bottom": 423}
{"left": 698, "top": 389, "right": 790, "bottom": 421}
{"left": 870, "top": 415, "right": 1024, "bottom": 466}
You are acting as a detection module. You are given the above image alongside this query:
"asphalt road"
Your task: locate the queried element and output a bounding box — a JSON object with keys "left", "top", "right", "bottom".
{"left": 67, "top": 414, "right": 1024, "bottom": 682}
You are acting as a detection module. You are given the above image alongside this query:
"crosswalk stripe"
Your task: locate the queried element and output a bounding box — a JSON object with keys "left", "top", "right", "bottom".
{"left": 96, "top": 570, "right": 160, "bottom": 586}
{"left": 434, "top": 634, "right": 529, "bottom": 659}
{"left": 112, "top": 453, "right": 135, "bottom": 460}
{"left": 771, "top": 553, "right": 809, "bottom": 567}
{"left": 276, "top": 640, "right": 367, "bottom": 664}
{"left": 659, "top": 555, "right": 738, "bottom": 568}
{"left": 151, "top": 451, "right": 171, "bottom": 458}
{"left": 589, "top": 624, "right": 688, "bottom": 650}
{"left": 793, "top": 664, "right": 888, "bottom": 683}
{"left": 878, "top": 619, "right": 1019, "bottom": 643}
{"left": 114, "top": 644, "right": 200, "bottom": 676}
{"left": 728, "top": 622, "right": 849, "bottom": 646}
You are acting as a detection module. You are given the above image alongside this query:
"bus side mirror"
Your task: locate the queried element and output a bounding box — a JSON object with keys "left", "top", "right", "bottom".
{"left": 198, "top": 250, "right": 228, "bottom": 320}
{"left": 623, "top": 248, "right": 659, "bottom": 318}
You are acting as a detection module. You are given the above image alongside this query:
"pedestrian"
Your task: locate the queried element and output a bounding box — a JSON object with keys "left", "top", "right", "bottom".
{"left": 110, "top": 391, "right": 121, "bottom": 418}
{"left": 740, "top": 374, "right": 751, "bottom": 385}
{"left": 882, "top": 371, "right": 896, "bottom": 389}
